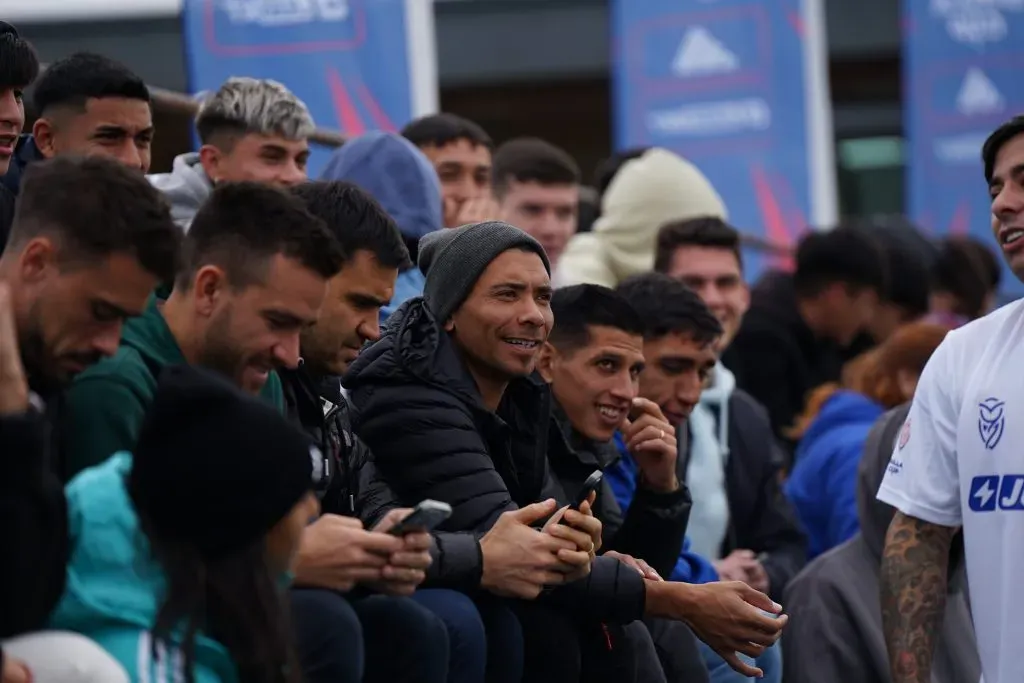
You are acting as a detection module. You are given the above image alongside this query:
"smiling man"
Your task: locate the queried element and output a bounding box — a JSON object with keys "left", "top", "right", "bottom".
{"left": 539, "top": 284, "right": 688, "bottom": 580}
{"left": 0, "top": 22, "right": 38, "bottom": 247}
{"left": 1, "top": 52, "right": 152, "bottom": 200}
{"left": 62, "top": 181, "right": 344, "bottom": 480}
{"left": 876, "top": 115, "right": 1024, "bottom": 683}
{"left": 149, "top": 77, "right": 315, "bottom": 230}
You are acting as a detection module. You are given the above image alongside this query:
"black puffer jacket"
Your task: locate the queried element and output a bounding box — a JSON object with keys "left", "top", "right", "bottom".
{"left": 1, "top": 391, "right": 71, "bottom": 672}
{"left": 545, "top": 404, "right": 691, "bottom": 579}
{"left": 345, "top": 298, "right": 646, "bottom": 622}
{"left": 279, "top": 365, "right": 483, "bottom": 587}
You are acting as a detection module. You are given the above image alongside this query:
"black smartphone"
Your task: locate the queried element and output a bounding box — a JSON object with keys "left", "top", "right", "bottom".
{"left": 388, "top": 499, "right": 453, "bottom": 536}
{"left": 559, "top": 470, "right": 603, "bottom": 525}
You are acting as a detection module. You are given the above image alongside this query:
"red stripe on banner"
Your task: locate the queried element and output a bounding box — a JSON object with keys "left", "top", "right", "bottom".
{"left": 327, "top": 67, "right": 366, "bottom": 137}
{"left": 948, "top": 200, "right": 970, "bottom": 235}
{"left": 752, "top": 165, "right": 796, "bottom": 271}
{"left": 787, "top": 11, "right": 805, "bottom": 36}
{"left": 355, "top": 81, "right": 397, "bottom": 132}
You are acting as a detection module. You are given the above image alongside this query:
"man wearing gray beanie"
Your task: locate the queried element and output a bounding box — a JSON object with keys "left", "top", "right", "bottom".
{"left": 418, "top": 219, "right": 552, "bottom": 322}
{"left": 346, "top": 220, "right": 656, "bottom": 682}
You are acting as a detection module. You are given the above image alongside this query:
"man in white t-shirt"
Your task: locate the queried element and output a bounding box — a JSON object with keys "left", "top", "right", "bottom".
{"left": 876, "top": 113, "right": 1024, "bottom": 683}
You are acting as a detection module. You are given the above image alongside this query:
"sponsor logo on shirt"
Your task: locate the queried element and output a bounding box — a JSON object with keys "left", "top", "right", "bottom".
{"left": 968, "top": 474, "right": 1024, "bottom": 512}
{"left": 978, "top": 397, "right": 1006, "bottom": 450}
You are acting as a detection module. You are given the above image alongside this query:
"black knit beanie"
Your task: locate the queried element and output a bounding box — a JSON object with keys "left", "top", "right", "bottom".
{"left": 128, "top": 364, "right": 315, "bottom": 558}
{"left": 418, "top": 220, "right": 551, "bottom": 322}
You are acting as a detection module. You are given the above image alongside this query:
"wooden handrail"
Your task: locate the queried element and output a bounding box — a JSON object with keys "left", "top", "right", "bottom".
{"left": 147, "top": 84, "right": 348, "bottom": 147}
{"left": 37, "top": 63, "right": 348, "bottom": 148}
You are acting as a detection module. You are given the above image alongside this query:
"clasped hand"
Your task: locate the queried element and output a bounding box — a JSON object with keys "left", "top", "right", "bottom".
{"left": 294, "top": 509, "right": 432, "bottom": 596}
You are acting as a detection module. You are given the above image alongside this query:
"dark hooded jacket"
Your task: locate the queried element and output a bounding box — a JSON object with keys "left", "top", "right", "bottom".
{"left": 782, "top": 404, "right": 980, "bottom": 683}
{"left": 320, "top": 132, "right": 442, "bottom": 321}
{"left": 344, "top": 298, "right": 646, "bottom": 622}
{"left": 279, "top": 365, "right": 485, "bottom": 586}
{"left": 545, "top": 403, "right": 691, "bottom": 579}
{"left": 728, "top": 271, "right": 845, "bottom": 455}
{"left": 0, "top": 390, "right": 72, "bottom": 674}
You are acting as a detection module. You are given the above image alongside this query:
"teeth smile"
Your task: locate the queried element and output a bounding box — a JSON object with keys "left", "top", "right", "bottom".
{"left": 598, "top": 405, "right": 624, "bottom": 419}
{"left": 504, "top": 339, "right": 539, "bottom": 348}
{"left": 1005, "top": 230, "right": 1024, "bottom": 244}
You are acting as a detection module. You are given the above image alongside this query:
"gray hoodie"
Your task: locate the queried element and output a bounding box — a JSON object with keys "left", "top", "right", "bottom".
{"left": 782, "top": 404, "right": 980, "bottom": 683}
{"left": 147, "top": 153, "right": 213, "bottom": 230}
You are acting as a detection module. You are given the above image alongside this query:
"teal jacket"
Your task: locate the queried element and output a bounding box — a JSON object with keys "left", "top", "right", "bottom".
{"left": 49, "top": 454, "right": 238, "bottom": 683}
{"left": 62, "top": 295, "right": 285, "bottom": 481}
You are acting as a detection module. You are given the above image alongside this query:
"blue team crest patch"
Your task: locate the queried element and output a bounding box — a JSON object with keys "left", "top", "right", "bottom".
{"left": 978, "top": 397, "right": 1006, "bottom": 450}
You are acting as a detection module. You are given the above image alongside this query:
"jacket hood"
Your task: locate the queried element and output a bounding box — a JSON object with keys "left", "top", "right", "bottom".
{"left": 321, "top": 131, "right": 442, "bottom": 241}
{"left": 795, "top": 391, "right": 884, "bottom": 463}
{"left": 556, "top": 147, "right": 727, "bottom": 287}
{"left": 52, "top": 454, "right": 165, "bottom": 629}
{"left": 120, "top": 295, "right": 187, "bottom": 369}
{"left": 857, "top": 403, "right": 911, "bottom": 558}
{"left": 343, "top": 297, "right": 487, "bottom": 413}
{"left": 147, "top": 153, "right": 212, "bottom": 230}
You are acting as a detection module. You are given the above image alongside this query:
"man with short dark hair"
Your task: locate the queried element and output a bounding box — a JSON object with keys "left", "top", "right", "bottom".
{"left": 540, "top": 283, "right": 713, "bottom": 683}
{"left": 493, "top": 137, "right": 581, "bottom": 268}
{"left": 653, "top": 218, "right": 806, "bottom": 602}
{"left": 0, "top": 22, "right": 38, "bottom": 246}
{"left": 613, "top": 273, "right": 790, "bottom": 682}
{"left": 655, "top": 217, "right": 749, "bottom": 364}
{"left": 402, "top": 112, "right": 496, "bottom": 229}
{"left": 730, "top": 226, "right": 887, "bottom": 447}
{"left": 150, "top": 77, "right": 315, "bottom": 229}
{"left": 62, "top": 181, "right": 344, "bottom": 479}
{"left": 540, "top": 284, "right": 688, "bottom": 577}
{"left": 874, "top": 113, "right": 1024, "bottom": 683}
{"left": 2, "top": 52, "right": 153, "bottom": 198}
{"left": 286, "top": 180, "right": 508, "bottom": 683}
{"left": 0, "top": 154, "right": 181, "bottom": 683}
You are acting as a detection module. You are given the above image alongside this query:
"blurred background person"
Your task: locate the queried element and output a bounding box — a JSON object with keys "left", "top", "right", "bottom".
{"left": 784, "top": 321, "right": 949, "bottom": 559}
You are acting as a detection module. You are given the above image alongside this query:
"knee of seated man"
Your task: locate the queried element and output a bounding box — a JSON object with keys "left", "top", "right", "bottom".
{"left": 411, "top": 589, "right": 486, "bottom": 653}
{"left": 358, "top": 593, "right": 450, "bottom": 655}
{"left": 2, "top": 631, "right": 130, "bottom": 683}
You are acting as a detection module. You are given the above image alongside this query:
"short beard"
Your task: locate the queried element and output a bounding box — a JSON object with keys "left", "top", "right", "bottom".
{"left": 195, "top": 306, "right": 245, "bottom": 388}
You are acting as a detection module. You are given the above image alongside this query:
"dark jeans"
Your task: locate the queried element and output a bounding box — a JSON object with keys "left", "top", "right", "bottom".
{"left": 412, "top": 591, "right": 524, "bottom": 683}
{"left": 412, "top": 589, "right": 486, "bottom": 683}
{"left": 508, "top": 600, "right": 581, "bottom": 683}
{"left": 290, "top": 588, "right": 449, "bottom": 683}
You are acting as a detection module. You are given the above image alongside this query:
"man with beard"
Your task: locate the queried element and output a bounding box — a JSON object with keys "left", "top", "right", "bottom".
{"left": 61, "top": 181, "right": 344, "bottom": 478}
{"left": 0, "top": 155, "right": 180, "bottom": 682}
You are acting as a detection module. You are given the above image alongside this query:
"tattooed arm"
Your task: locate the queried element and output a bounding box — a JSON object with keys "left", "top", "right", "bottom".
{"left": 879, "top": 511, "right": 958, "bottom": 683}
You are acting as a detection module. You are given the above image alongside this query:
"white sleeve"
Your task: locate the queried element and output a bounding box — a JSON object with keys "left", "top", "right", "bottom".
{"left": 876, "top": 336, "right": 962, "bottom": 527}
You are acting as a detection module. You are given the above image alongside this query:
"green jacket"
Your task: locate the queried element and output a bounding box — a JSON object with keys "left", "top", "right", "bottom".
{"left": 62, "top": 296, "right": 284, "bottom": 481}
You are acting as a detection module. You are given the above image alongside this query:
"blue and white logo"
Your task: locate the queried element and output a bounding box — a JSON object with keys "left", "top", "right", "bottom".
{"left": 978, "top": 397, "right": 1006, "bottom": 450}
{"left": 969, "top": 474, "right": 1024, "bottom": 512}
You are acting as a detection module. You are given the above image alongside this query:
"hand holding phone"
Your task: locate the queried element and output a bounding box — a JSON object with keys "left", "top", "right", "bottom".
{"left": 387, "top": 499, "right": 453, "bottom": 536}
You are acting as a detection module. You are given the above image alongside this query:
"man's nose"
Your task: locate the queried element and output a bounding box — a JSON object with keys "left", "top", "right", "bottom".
{"left": 278, "top": 163, "right": 307, "bottom": 187}
{"left": 93, "top": 323, "right": 124, "bottom": 359}
{"left": 993, "top": 184, "right": 1024, "bottom": 218}
{"left": 273, "top": 333, "right": 302, "bottom": 369}
{"left": 0, "top": 90, "right": 21, "bottom": 127}
{"left": 119, "top": 143, "right": 145, "bottom": 171}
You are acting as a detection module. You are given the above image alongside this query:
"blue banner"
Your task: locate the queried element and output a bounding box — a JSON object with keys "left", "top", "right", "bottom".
{"left": 611, "top": 0, "right": 830, "bottom": 281}
{"left": 182, "top": 0, "right": 433, "bottom": 177}
{"left": 903, "top": 0, "right": 1024, "bottom": 296}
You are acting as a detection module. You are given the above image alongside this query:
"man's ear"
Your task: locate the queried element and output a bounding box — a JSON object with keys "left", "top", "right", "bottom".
{"left": 32, "top": 118, "right": 58, "bottom": 159}
{"left": 192, "top": 265, "right": 229, "bottom": 317}
{"left": 198, "top": 144, "right": 224, "bottom": 183}
{"left": 536, "top": 342, "right": 557, "bottom": 383}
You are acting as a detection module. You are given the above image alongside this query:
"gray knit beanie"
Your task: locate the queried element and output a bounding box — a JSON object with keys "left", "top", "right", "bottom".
{"left": 418, "top": 221, "right": 551, "bottom": 322}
